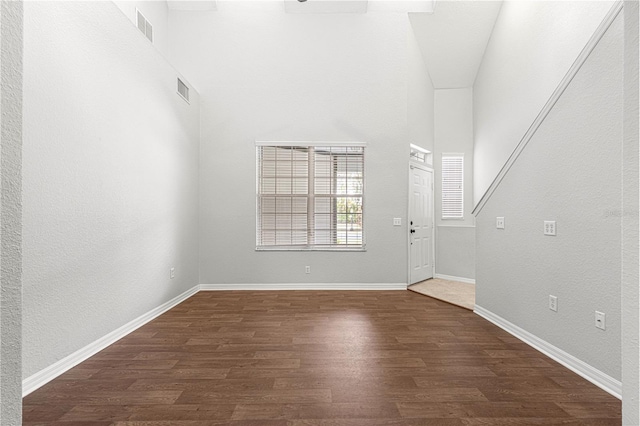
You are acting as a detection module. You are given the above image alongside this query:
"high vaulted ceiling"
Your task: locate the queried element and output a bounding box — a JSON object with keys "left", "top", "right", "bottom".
{"left": 167, "top": 0, "right": 217, "bottom": 11}
{"left": 166, "top": 0, "right": 500, "bottom": 88}
{"left": 410, "top": 1, "right": 503, "bottom": 88}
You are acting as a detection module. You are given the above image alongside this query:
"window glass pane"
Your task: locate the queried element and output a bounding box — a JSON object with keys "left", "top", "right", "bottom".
{"left": 292, "top": 178, "right": 308, "bottom": 195}
{"left": 314, "top": 178, "right": 331, "bottom": 195}
{"left": 292, "top": 197, "right": 307, "bottom": 214}
{"left": 261, "top": 178, "right": 276, "bottom": 195}
{"left": 260, "top": 197, "right": 276, "bottom": 213}
{"left": 277, "top": 178, "right": 292, "bottom": 195}
{"left": 315, "top": 197, "right": 332, "bottom": 214}
{"left": 276, "top": 147, "right": 292, "bottom": 160}
{"left": 262, "top": 146, "right": 277, "bottom": 161}
{"left": 261, "top": 214, "right": 275, "bottom": 229}
{"left": 262, "top": 161, "right": 276, "bottom": 177}
{"left": 276, "top": 230, "right": 292, "bottom": 245}
{"left": 292, "top": 214, "right": 307, "bottom": 230}
{"left": 291, "top": 230, "right": 307, "bottom": 245}
{"left": 275, "top": 197, "right": 291, "bottom": 212}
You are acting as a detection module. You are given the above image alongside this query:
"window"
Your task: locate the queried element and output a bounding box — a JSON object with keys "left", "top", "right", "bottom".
{"left": 410, "top": 144, "right": 432, "bottom": 166}
{"left": 256, "top": 142, "right": 365, "bottom": 250}
{"left": 441, "top": 154, "right": 464, "bottom": 219}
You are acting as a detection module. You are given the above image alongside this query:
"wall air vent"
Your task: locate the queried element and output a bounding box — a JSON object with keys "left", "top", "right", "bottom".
{"left": 136, "top": 9, "right": 153, "bottom": 42}
{"left": 177, "top": 78, "right": 190, "bottom": 103}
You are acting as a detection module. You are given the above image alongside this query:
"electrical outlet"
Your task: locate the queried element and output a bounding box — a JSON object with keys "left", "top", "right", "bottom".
{"left": 544, "top": 221, "right": 557, "bottom": 236}
{"left": 595, "top": 311, "right": 606, "bottom": 330}
{"left": 549, "top": 295, "right": 558, "bottom": 312}
{"left": 496, "top": 217, "right": 505, "bottom": 229}
{"left": 393, "top": 218, "right": 402, "bottom": 226}
{"left": 305, "top": 266, "right": 311, "bottom": 274}
{"left": 170, "top": 267, "right": 175, "bottom": 279}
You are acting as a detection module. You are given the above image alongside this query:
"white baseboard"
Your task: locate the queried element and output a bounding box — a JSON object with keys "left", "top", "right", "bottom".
{"left": 474, "top": 305, "right": 621, "bottom": 399}
{"left": 434, "top": 274, "right": 476, "bottom": 284}
{"left": 22, "top": 282, "right": 406, "bottom": 395}
{"left": 199, "top": 283, "right": 407, "bottom": 291}
{"left": 22, "top": 285, "right": 200, "bottom": 397}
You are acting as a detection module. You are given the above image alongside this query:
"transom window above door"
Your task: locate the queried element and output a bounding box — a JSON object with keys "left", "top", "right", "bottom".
{"left": 256, "top": 142, "right": 366, "bottom": 251}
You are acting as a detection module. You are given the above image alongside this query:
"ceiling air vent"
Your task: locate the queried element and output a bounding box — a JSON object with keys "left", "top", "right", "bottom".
{"left": 136, "top": 9, "right": 153, "bottom": 42}
{"left": 177, "top": 78, "right": 190, "bottom": 103}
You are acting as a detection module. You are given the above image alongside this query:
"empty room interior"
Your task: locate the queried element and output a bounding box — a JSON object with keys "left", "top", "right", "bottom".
{"left": 1, "top": 0, "right": 640, "bottom": 424}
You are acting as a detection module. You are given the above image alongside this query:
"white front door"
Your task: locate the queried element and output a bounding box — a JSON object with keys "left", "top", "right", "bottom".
{"left": 409, "top": 166, "right": 434, "bottom": 284}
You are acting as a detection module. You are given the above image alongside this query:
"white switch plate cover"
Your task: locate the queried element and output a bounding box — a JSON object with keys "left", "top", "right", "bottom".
{"left": 170, "top": 267, "right": 175, "bottom": 279}
{"left": 393, "top": 218, "right": 402, "bottom": 226}
{"left": 496, "top": 217, "right": 505, "bottom": 229}
{"left": 595, "top": 311, "right": 606, "bottom": 330}
{"left": 305, "top": 266, "right": 311, "bottom": 274}
{"left": 549, "top": 295, "right": 558, "bottom": 312}
{"left": 544, "top": 221, "right": 557, "bottom": 236}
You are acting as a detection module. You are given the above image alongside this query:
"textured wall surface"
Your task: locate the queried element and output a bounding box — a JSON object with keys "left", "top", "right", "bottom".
{"left": 22, "top": 1, "right": 200, "bottom": 378}
{"left": 112, "top": 0, "right": 170, "bottom": 60}
{"left": 476, "top": 14, "right": 623, "bottom": 379}
{"left": 473, "top": 1, "right": 615, "bottom": 204}
{"left": 435, "top": 226, "right": 475, "bottom": 280}
{"left": 1, "top": 1, "right": 23, "bottom": 423}
{"left": 622, "top": 1, "right": 640, "bottom": 423}
{"left": 170, "top": 6, "right": 411, "bottom": 285}
{"left": 408, "top": 16, "right": 435, "bottom": 155}
{"left": 433, "top": 88, "right": 475, "bottom": 278}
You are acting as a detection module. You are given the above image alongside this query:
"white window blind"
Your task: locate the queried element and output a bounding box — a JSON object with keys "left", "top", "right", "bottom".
{"left": 442, "top": 154, "right": 464, "bottom": 219}
{"left": 256, "top": 143, "right": 365, "bottom": 250}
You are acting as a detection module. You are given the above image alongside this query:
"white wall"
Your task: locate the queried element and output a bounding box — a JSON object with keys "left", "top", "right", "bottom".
{"left": 113, "top": 0, "right": 170, "bottom": 59}
{"left": 435, "top": 226, "right": 474, "bottom": 280}
{"left": 434, "top": 88, "right": 475, "bottom": 279}
{"left": 622, "top": 1, "right": 639, "bottom": 422}
{"left": 473, "top": 1, "right": 616, "bottom": 205}
{"left": 408, "top": 17, "right": 434, "bottom": 155}
{"left": 0, "top": 2, "right": 23, "bottom": 423}
{"left": 170, "top": 6, "right": 410, "bottom": 285}
{"left": 475, "top": 12, "right": 623, "bottom": 383}
{"left": 22, "top": 1, "right": 200, "bottom": 378}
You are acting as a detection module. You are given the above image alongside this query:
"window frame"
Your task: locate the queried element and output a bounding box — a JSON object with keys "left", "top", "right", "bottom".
{"left": 255, "top": 141, "right": 366, "bottom": 252}
{"left": 441, "top": 153, "right": 464, "bottom": 220}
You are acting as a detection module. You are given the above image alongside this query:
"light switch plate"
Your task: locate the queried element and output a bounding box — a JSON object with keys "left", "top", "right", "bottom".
{"left": 393, "top": 218, "right": 402, "bottom": 226}
{"left": 544, "top": 221, "right": 556, "bottom": 236}
{"left": 496, "top": 217, "right": 505, "bottom": 229}
{"left": 595, "top": 311, "right": 606, "bottom": 330}
{"left": 549, "top": 295, "right": 558, "bottom": 312}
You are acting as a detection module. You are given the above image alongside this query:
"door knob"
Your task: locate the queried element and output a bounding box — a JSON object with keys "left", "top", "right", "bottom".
{"left": 410, "top": 229, "right": 415, "bottom": 234}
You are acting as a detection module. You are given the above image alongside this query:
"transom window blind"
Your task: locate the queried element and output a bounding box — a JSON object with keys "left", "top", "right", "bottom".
{"left": 256, "top": 143, "right": 365, "bottom": 250}
{"left": 442, "top": 154, "right": 464, "bottom": 219}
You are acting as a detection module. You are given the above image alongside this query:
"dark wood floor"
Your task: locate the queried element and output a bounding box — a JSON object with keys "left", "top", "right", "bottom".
{"left": 23, "top": 291, "right": 621, "bottom": 425}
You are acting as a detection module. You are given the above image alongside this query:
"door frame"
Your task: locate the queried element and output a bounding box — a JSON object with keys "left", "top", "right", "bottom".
{"left": 408, "top": 162, "right": 435, "bottom": 286}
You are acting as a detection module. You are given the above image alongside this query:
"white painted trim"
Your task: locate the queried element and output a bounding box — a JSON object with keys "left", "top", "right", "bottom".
{"left": 436, "top": 224, "right": 476, "bottom": 228}
{"left": 434, "top": 274, "right": 476, "bottom": 284}
{"left": 409, "top": 143, "right": 431, "bottom": 154}
{"left": 472, "top": 1, "right": 624, "bottom": 216}
{"left": 22, "top": 285, "right": 200, "bottom": 397}
{"left": 474, "top": 305, "right": 622, "bottom": 399}
{"left": 199, "top": 283, "right": 407, "bottom": 291}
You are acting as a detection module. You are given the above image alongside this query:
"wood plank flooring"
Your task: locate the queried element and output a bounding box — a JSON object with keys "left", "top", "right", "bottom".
{"left": 23, "top": 291, "right": 621, "bottom": 425}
